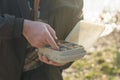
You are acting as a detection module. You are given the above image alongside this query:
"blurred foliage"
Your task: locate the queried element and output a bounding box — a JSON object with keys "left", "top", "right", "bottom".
{"left": 63, "top": 47, "right": 120, "bottom": 80}
{"left": 63, "top": 32, "right": 120, "bottom": 80}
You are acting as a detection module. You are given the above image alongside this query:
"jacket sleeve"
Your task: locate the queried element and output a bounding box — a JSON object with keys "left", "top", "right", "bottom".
{"left": 0, "top": 14, "right": 24, "bottom": 39}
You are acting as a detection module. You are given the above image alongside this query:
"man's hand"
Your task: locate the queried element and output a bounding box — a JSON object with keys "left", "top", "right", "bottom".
{"left": 23, "top": 20, "right": 66, "bottom": 66}
{"left": 23, "top": 19, "right": 59, "bottom": 49}
{"left": 38, "top": 54, "right": 66, "bottom": 66}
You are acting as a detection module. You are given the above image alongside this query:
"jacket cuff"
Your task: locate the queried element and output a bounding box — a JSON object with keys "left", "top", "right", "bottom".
{"left": 14, "top": 18, "right": 24, "bottom": 38}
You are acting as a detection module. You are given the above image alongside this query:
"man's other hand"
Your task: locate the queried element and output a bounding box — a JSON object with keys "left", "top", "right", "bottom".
{"left": 38, "top": 54, "right": 66, "bottom": 66}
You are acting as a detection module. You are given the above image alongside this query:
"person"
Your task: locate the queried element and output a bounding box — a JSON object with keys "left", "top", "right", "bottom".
{"left": 0, "top": 0, "right": 83, "bottom": 80}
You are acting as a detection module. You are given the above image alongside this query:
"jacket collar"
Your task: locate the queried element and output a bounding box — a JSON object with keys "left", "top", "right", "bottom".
{"left": 17, "top": 0, "right": 31, "bottom": 19}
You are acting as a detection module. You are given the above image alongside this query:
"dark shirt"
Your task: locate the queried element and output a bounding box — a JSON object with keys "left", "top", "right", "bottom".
{"left": 28, "top": 0, "right": 34, "bottom": 9}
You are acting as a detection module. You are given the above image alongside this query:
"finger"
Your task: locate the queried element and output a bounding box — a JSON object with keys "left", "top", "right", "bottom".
{"left": 38, "top": 55, "right": 43, "bottom": 61}
{"left": 46, "top": 30, "right": 59, "bottom": 50}
{"left": 39, "top": 55, "right": 46, "bottom": 63}
{"left": 39, "top": 55, "right": 52, "bottom": 65}
{"left": 49, "top": 61, "right": 65, "bottom": 66}
{"left": 38, "top": 55, "right": 65, "bottom": 66}
{"left": 47, "top": 37, "right": 59, "bottom": 50}
{"left": 41, "top": 56, "right": 51, "bottom": 64}
{"left": 47, "top": 25, "right": 58, "bottom": 40}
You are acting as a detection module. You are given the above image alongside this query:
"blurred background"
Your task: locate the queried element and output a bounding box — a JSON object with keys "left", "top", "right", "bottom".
{"left": 63, "top": 0, "right": 120, "bottom": 80}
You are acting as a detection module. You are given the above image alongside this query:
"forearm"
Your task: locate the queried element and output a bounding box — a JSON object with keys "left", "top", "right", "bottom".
{"left": 0, "top": 14, "right": 24, "bottom": 39}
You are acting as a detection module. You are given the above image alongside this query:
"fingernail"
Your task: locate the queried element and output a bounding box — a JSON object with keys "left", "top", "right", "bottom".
{"left": 55, "top": 46, "right": 60, "bottom": 51}
{"left": 58, "top": 46, "right": 60, "bottom": 50}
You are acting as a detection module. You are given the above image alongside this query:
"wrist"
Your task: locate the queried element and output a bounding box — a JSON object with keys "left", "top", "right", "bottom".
{"left": 23, "top": 19, "right": 31, "bottom": 37}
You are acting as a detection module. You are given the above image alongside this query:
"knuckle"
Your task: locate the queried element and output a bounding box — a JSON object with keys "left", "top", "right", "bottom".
{"left": 46, "top": 24, "right": 51, "bottom": 27}
{"left": 52, "top": 30, "right": 56, "bottom": 34}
